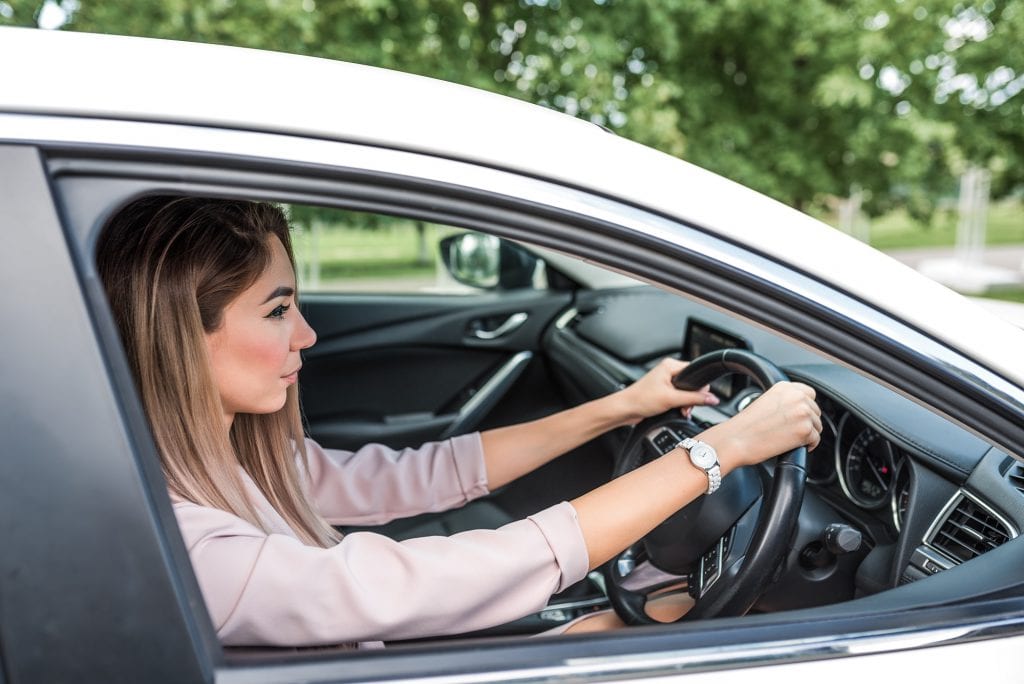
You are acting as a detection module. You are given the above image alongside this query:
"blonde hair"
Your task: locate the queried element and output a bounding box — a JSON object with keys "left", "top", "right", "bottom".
{"left": 97, "top": 196, "right": 339, "bottom": 547}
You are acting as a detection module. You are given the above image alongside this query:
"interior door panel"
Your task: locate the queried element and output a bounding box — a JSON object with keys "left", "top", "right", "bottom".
{"left": 299, "top": 290, "right": 573, "bottom": 451}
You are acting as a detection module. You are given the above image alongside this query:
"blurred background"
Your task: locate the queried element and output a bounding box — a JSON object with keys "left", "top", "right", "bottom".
{"left": 5, "top": 0, "right": 1022, "bottom": 311}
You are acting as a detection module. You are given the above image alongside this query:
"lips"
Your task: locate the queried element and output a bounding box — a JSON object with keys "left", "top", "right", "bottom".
{"left": 282, "top": 365, "right": 302, "bottom": 383}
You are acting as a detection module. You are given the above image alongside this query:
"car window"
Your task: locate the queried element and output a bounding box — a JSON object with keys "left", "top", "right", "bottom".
{"left": 287, "top": 204, "right": 548, "bottom": 294}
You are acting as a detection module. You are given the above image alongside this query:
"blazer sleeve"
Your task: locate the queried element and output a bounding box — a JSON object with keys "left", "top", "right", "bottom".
{"left": 174, "top": 500, "right": 589, "bottom": 646}
{"left": 301, "top": 434, "right": 490, "bottom": 526}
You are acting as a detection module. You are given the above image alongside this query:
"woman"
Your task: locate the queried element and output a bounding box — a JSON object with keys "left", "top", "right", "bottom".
{"left": 97, "top": 195, "right": 821, "bottom": 647}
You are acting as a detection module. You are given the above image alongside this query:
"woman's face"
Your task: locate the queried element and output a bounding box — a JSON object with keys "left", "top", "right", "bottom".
{"left": 205, "top": 235, "right": 316, "bottom": 427}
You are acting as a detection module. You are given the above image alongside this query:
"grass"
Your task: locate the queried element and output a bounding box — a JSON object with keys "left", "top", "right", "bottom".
{"left": 984, "top": 287, "right": 1024, "bottom": 303}
{"left": 291, "top": 220, "right": 453, "bottom": 289}
{"left": 818, "top": 198, "right": 1024, "bottom": 251}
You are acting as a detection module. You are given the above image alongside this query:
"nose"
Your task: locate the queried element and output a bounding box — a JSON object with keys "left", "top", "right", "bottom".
{"left": 292, "top": 308, "right": 317, "bottom": 351}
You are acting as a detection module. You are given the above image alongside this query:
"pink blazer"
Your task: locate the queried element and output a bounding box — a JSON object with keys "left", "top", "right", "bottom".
{"left": 173, "top": 434, "right": 589, "bottom": 647}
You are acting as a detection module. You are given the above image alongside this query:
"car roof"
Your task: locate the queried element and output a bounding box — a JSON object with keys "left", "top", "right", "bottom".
{"left": 3, "top": 26, "right": 1024, "bottom": 385}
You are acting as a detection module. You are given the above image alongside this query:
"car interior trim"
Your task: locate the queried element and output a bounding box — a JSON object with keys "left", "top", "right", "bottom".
{"left": 924, "top": 489, "right": 1019, "bottom": 550}
{"left": 790, "top": 365, "right": 984, "bottom": 481}
{"left": 528, "top": 224, "right": 1024, "bottom": 453}
{"left": 439, "top": 350, "right": 533, "bottom": 439}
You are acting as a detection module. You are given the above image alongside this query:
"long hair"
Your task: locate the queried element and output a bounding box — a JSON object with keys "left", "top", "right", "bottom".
{"left": 97, "top": 196, "right": 339, "bottom": 547}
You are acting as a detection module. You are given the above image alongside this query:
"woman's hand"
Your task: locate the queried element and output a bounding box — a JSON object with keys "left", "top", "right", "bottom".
{"left": 613, "top": 357, "right": 719, "bottom": 426}
{"left": 699, "top": 381, "right": 821, "bottom": 474}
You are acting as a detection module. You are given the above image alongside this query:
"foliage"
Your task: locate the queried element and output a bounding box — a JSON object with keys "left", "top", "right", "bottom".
{"left": 4, "top": 0, "right": 1022, "bottom": 221}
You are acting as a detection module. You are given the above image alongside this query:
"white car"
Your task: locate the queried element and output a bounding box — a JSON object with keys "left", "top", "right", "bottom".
{"left": 2, "top": 27, "right": 1023, "bottom": 683}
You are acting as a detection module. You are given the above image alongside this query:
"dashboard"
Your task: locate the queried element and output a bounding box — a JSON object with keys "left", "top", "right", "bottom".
{"left": 545, "top": 285, "right": 1024, "bottom": 605}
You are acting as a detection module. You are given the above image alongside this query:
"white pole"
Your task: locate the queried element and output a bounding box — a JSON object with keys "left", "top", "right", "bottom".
{"left": 838, "top": 185, "right": 867, "bottom": 242}
{"left": 310, "top": 219, "right": 322, "bottom": 289}
{"left": 956, "top": 166, "right": 989, "bottom": 267}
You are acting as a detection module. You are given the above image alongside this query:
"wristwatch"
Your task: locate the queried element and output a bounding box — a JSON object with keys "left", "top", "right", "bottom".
{"left": 678, "top": 437, "right": 722, "bottom": 495}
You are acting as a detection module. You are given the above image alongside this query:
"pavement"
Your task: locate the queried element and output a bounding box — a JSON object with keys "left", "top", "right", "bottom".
{"left": 883, "top": 244, "right": 1024, "bottom": 272}
{"left": 883, "top": 244, "right": 1024, "bottom": 327}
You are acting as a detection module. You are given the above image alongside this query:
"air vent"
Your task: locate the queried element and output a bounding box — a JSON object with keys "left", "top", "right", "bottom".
{"left": 929, "top": 495, "right": 1012, "bottom": 564}
{"left": 1007, "top": 461, "right": 1024, "bottom": 496}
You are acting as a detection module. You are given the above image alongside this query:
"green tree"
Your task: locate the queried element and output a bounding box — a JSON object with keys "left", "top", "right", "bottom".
{"left": 6, "top": 0, "right": 1021, "bottom": 220}
{"left": 861, "top": 1, "right": 1024, "bottom": 200}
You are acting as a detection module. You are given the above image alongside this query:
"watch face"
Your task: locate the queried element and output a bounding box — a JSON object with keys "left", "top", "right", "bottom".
{"left": 689, "top": 443, "right": 718, "bottom": 469}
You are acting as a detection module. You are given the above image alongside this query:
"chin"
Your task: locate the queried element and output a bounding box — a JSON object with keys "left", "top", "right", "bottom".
{"left": 247, "top": 394, "right": 290, "bottom": 416}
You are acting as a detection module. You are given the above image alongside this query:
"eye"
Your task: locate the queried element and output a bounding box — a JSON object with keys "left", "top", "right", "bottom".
{"left": 266, "top": 304, "right": 290, "bottom": 319}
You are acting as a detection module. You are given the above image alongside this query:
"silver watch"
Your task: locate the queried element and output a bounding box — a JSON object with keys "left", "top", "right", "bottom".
{"left": 678, "top": 437, "right": 722, "bottom": 495}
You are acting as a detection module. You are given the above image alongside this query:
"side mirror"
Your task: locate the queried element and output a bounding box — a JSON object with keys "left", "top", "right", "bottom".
{"left": 439, "top": 232, "right": 542, "bottom": 290}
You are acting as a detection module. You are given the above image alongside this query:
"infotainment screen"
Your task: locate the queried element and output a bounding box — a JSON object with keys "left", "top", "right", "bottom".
{"left": 681, "top": 320, "right": 749, "bottom": 400}
{"left": 683, "top": 319, "right": 748, "bottom": 360}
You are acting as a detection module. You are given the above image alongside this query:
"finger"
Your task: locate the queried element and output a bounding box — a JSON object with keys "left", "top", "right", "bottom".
{"left": 661, "top": 357, "right": 687, "bottom": 373}
{"left": 797, "top": 383, "right": 817, "bottom": 401}
{"left": 807, "top": 416, "right": 822, "bottom": 451}
{"left": 676, "top": 390, "right": 719, "bottom": 407}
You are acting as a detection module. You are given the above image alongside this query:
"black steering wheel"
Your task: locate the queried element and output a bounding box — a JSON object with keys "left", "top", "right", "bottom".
{"left": 605, "top": 349, "right": 807, "bottom": 624}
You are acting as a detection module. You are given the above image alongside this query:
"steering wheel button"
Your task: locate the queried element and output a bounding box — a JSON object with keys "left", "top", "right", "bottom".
{"left": 651, "top": 428, "right": 681, "bottom": 454}
{"left": 701, "top": 541, "right": 723, "bottom": 590}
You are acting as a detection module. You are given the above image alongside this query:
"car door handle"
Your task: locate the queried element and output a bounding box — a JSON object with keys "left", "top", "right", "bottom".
{"left": 469, "top": 312, "right": 528, "bottom": 340}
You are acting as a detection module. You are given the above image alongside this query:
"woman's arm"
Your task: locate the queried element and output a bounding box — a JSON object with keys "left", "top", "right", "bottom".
{"left": 304, "top": 435, "right": 490, "bottom": 526}
{"left": 481, "top": 358, "right": 717, "bottom": 489}
{"left": 176, "top": 499, "right": 590, "bottom": 645}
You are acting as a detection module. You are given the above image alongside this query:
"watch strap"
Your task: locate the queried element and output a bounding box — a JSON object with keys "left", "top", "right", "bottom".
{"left": 705, "top": 464, "right": 722, "bottom": 495}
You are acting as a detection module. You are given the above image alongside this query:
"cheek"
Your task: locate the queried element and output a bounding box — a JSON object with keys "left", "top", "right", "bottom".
{"left": 235, "top": 325, "right": 290, "bottom": 373}
{"left": 208, "top": 320, "right": 290, "bottom": 384}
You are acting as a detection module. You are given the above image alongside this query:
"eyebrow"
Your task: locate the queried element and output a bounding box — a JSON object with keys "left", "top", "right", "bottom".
{"left": 262, "top": 286, "right": 294, "bottom": 304}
